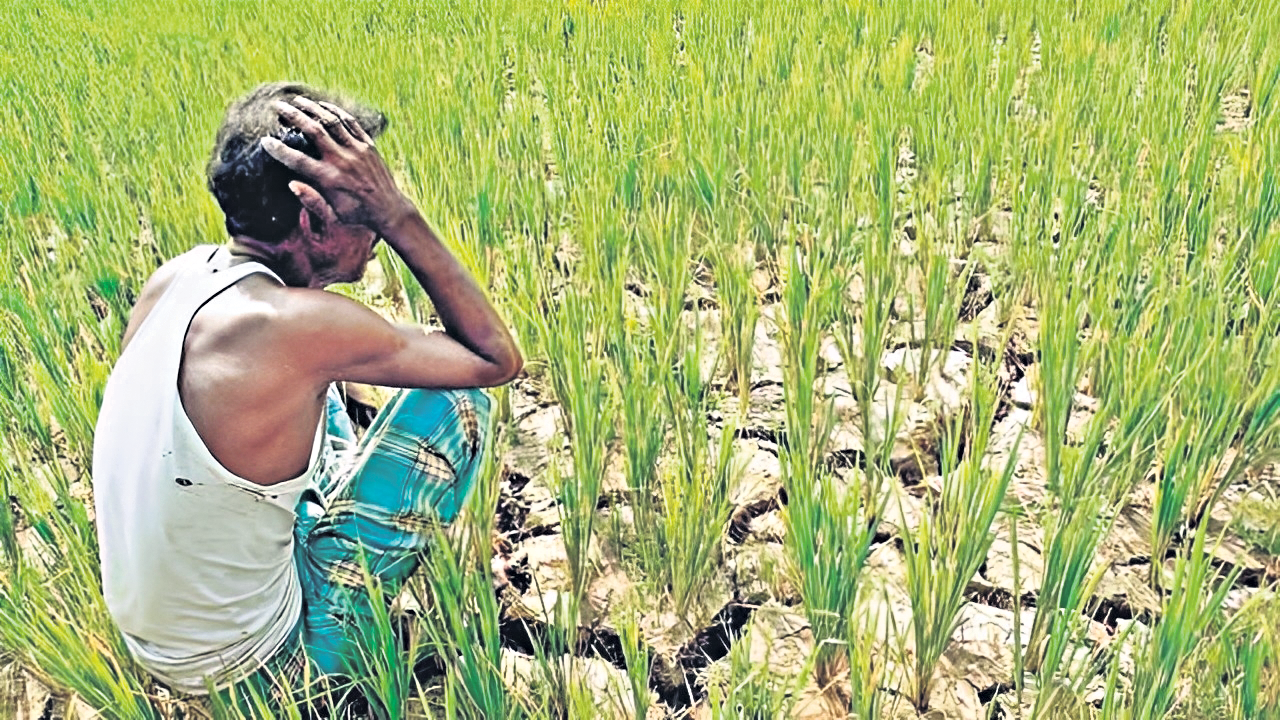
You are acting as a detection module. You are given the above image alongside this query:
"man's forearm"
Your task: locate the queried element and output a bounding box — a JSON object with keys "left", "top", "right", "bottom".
{"left": 379, "top": 207, "right": 521, "bottom": 372}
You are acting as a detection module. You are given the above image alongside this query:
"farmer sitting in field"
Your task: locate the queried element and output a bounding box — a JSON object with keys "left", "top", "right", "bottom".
{"left": 91, "top": 82, "right": 522, "bottom": 702}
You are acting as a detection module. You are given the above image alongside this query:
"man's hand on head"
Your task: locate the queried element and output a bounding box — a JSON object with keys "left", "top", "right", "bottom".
{"left": 261, "top": 97, "right": 415, "bottom": 237}
{"left": 262, "top": 93, "right": 524, "bottom": 391}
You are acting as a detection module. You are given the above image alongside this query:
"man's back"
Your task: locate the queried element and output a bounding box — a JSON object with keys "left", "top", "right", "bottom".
{"left": 124, "top": 249, "right": 341, "bottom": 486}
{"left": 94, "top": 246, "right": 324, "bottom": 692}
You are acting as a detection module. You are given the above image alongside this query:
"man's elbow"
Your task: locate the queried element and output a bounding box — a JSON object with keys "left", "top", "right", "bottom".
{"left": 496, "top": 349, "right": 524, "bottom": 385}
{"left": 478, "top": 348, "right": 523, "bottom": 387}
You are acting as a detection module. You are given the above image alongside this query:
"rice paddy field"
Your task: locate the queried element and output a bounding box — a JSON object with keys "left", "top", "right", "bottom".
{"left": 2, "top": 0, "right": 1280, "bottom": 718}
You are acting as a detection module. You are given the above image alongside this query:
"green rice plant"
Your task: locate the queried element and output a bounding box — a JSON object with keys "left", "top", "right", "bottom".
{"left": 0, "top": 447, "right": 159, "bottom": 718}
{"left": 1014, "top": 184, "right": 1123, "bottom": 686}
{"left": 904, "top": 179, "right": 973, "bottom": 394}
{"left": 1224, "top": 637, "right": 1276, "bottom": 720}
{"left": 830, "top": 128, "right": 902, "bottom": 518}
{"left": 704, "top": 621, "right": 802, "bottom": 720}
{"left": 2, "top": 1, "right": 1279, "bottom": 715}
{"left": 532, "top": 282, "right": 616, "bottom": 605}
{"left": 635, "top": 202, "right": 695, "bottom": 355}
{"left": 899, "top": 358, "right": 1014, "bottom": 711}
{"left": 0, "top": 550, "right": 159, "bottom": 720}
{"left": 1025, "top": 225, "right": 1092, "bottom": 501}
{"left": 605, "top": 320, "right": 668, "bottom": 572}
{"left": 518, "top": 595, "right": 600, "bottom": 720}
{"left": 1025, "top": 367, "right": 1181, "bottom": 714}
{"left": 1024, "top": 469, "right": 1111, "bottom": 682}
{"left": 615, "top": 610, "right": 652, "bottom": 720}
{"left": 621, "top": 204, "right": 740, "bottom": 615}
{"left": 776, "top": 235, "right": 840, "bottom": 470}
{"left": 711, "top": 237, "right": 761, "bottom": 414}
{"left": 1190, "top": 356, "right": 1280, "bottom": 535}
{"left": 775, "top": 238, "right": 879, "bottom": 684}
{"left": 1007, "top": 507, "right": 1027, "bottom": 715}
{"left": 1023, "top": 426, "right": 1117, "bottom": 688}
{"left": 599, "top": 234, "right": 666, "bottom": 559}
{"left": 657, "top": 389, "right": 738, "bottom": 616}
{"left": 847, "top": 588, "right": 896, "bottom": 720}
{"left": 349, "top": 557, "right": 421, "bottom": 719}
{"left": 1239, "top": 599, "right": 1280, "bottom": 718}
{"left": 1102, "top": 523, "right": 1240, "bottom": 720}
{"left": 1144, "top": 279, "right": 1280, "bottom": 587}
{"left": 416, "top": 522, "right": 525, "bottom": 720}
{"left": 786, "top": 467, "right": 881, "bottom": 690}
{"left": 1183, "top": 614, "right": 1278, "bottom": 720}
{"left": 611, "top": 299, "right": 737, "bottom": 615}
{"left": 1149, "top": 373, "right": 1238, "bottom": 584}
{"left": 209, "top": 680, "right": 308, "bottom": 720}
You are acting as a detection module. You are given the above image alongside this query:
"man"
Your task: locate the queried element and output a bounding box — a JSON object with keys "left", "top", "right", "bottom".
{"left": 92, "top": 82, "right": 522, "bottom": 703}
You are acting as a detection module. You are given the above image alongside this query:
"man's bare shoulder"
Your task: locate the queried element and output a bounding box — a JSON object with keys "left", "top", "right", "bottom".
{"left": 185, "top": 274, "right": 284, "bottom": 343}
{"left": 190, "top": 277, "right": 381, "bottom": 358}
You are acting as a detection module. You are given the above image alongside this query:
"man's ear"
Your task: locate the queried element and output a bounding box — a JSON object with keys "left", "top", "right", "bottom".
{"left": 298, "top": 207, "right": 326, "bottom": 236}
{"left": 290, "top": 181, "right": 335, "bottom": 236}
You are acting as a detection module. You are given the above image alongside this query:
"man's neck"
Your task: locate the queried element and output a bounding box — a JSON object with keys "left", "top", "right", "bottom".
{"left": 226, "top": 236, "right": 315, "bottom": 288}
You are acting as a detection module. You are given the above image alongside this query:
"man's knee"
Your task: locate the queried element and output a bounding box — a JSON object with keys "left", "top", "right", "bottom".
{"left": 397, "top": 387, "right": 491, "bottom": 464}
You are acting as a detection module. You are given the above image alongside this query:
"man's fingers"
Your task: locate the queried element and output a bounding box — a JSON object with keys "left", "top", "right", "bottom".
{"left": 292, "top": 96, "right": 355, "bottom": 146}
{"left": 288, "top": 181, "right": 338, "bottom": 226}
{"left": 317, "top": 100, "right": 375, "bottom": 145}
{"left": 261, "top": 136, "right": 327, "bottom": 178}
{"left": 273, "top": 100, "right": 339, "bottom": 152}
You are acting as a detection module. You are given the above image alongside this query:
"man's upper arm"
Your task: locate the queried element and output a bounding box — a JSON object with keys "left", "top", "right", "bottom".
{"left": 280, "top": 289, "right": 519, "bottom": 389}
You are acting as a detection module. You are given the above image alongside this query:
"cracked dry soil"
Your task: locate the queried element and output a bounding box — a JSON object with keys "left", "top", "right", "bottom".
{"left": 484, "top": 276, "right": 1278, "bottom": 720}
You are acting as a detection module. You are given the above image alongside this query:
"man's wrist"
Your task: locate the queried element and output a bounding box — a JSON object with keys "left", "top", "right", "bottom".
{"left": 372, "top": 196, "right": 421, "bottom": 239}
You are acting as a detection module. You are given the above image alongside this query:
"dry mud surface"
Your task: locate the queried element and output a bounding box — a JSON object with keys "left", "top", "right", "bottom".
{"left": 479, "top": 271, "right": 1278, "bottom": 719}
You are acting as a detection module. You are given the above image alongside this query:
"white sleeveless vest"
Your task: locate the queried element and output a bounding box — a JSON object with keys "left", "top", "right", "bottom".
{"left": 93, "top": 245, "right": 323, "bottom": 694}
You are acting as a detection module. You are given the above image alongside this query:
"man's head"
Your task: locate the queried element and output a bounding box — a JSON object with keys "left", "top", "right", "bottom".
{"left": 206, "top": 82, "right": 387, "bottom": 247}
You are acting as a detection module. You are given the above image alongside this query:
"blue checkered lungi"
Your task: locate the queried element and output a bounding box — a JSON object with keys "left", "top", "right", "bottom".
{"left": 227, "top": 385, "right": 491, "bottom": 705}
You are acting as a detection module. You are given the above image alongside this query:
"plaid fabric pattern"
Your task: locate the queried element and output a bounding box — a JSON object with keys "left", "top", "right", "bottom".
{"left": 235, "top": 385, "right": 491, "bottom": 702}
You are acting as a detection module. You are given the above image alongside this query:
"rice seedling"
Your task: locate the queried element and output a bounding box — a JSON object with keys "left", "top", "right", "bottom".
{"left": 846, "top": 589, "right": 896, "bottom": 720}
{"left": 412, "top": 432, "right": 523, "bottom": 720}
{"left": 416, "top": 524, "right": 523, "bottom": 720}
{"left": 0, "top": 504, "right": 159, "bottom": 719}
{"left": 1148, "top": 345, "right": 1240, "bottom": 585}
{"left": 703, "top": 618, "right": 803, "bottom": 720}
{"left": 775, "top": 236, "right": 880, "bottom": 688}
{"left": 1183, "top": 609, "right": 1279, "bottom": 720}
{"left": 1009, "top": 183, "right": 1107, "bottom": 685}
{"left": 1006, "top": 507, "right": 1028, "bottom": 715}
{"left": 532, "top": 282, "right": 616, "bottom": 606}
{"left": 1101, "top": 523, "right": 1241, "bottom": 720}
{"left": 900, "top": 358, "right": 1015, "bottom": 711}
{"left": 657, "top": 388, "right": 739, "bottom": 616}
{"left": 711, "top": 237, "right": 762, "bottom": 415}
{"left": 349, "top": 568, "right": 419, "bottom": 719}
{"left": 829, "top": 125, "right": 903, "bottom": 517}
{"left": 901, "top": 165, "right": 973, "bottom": 395}
{"left": 615, "top": 610, "right": 652, "bottom": 720}
{"left": 603, "top": 207, "right": 740, "bottom": 616}
{"left": 606, "top": 316, "right": 669, "bottom": 565}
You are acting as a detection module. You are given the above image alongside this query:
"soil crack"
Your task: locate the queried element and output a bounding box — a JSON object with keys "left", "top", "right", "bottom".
{"left": 496, "top": 598, "right": 756, "bottom": 714}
